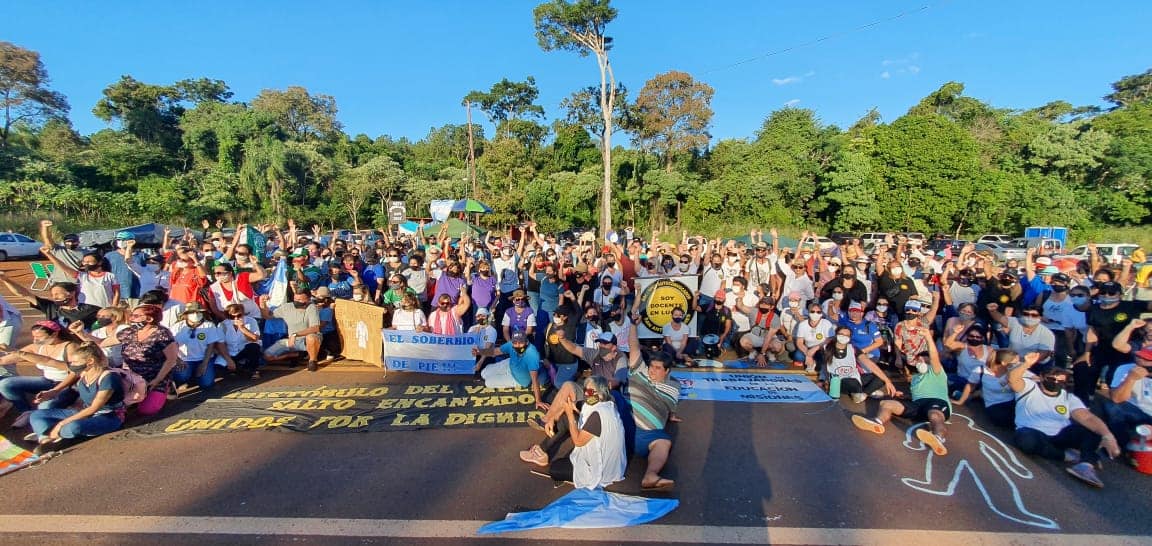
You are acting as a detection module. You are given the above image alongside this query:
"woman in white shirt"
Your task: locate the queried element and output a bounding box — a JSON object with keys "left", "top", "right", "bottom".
{"left": 215, "top": 303, "right": 264, "bottom": 379}
{"left": 661, "top": 306, "right": 695, "bottom": 367}
{"left": 954, "top": 349, "right": 1032, "bottom": 429}
{"left": 390, "top": 292, "right": 428, "bottom": 332}
{"left": 69, "top": 306, "right": 130, "bottom": 368}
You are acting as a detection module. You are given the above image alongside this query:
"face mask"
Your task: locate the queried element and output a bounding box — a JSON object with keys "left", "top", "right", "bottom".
{"left": 890, "top": 267, "right": 903, "bottom": 276}
{"left": 130, "top": 320, "right": 148, "bottom": 328}
{"left": 809, "top": 312, "right": 823, "bottom": 321}
{"left": 388, "top": 256, "right": 399, "bottom": 263}
{"left": 678, "top": 264, "right": 689, "bottom": 273}
{"left": 514, "top": 300, "right": 526, "bottom": 308}
{"left": 915, "top": 362, "right": 929, "bottom": 374}
{"left": 187, "top": 313, "right": 203, "bottom": 324}
{"left": 514, "top": 345, "right": 527, "bottom": 355}
{"left": 477, "top": 317, "right": 488, "bottom": 325}
{"left": 836, "top": 335, "right": 851, "bottom": 345}
{"left": 958, "top": 277, "right": 972, "bottom": 286}
{"left": 828, "top": 266, "right": 840, "bottom": 273}
{"left": 1018, "top": 316, "right": 1040, "bottom": 327}
{"left": 293, "top": 301, "right": 309, "bottom": 309}
{"left": 876, "top": 305, "right": 888, "bottom": 313}
{"left": 672, "top": 316, "right": 684, "bottom": 323}
{"left": 552, "top": 316, "right": 564, "bottom": 325}
{"left": 788, "top": 301, "right": 800, "bottom": 309}
{"left": 967, "top": 337, "right": 984, "bottom": 346}
{"left": 959, "top": 312, "right": 975, "bottom": 321}
{"left": 389, "top": 282, "right": 401, "bottom": 289}
{"left": 1070, "top": 296, "right": 1088, "bottom": 306}
{"left": 146, "top": 264, "right": 161, "bottom": 273}
{"left": 601, "top": 283, "right": 612, "bottom": 290}
{"left": 584, "top": 389, "right": 600, "bottom": 405}
{"left": 1042, "top": 377, "right": 1066, "bottom": 392}
{"left": 68, "top": 362, "right": 88, "bottom": 373}
{"left": 728, "top": 256, "right": 739, "bottom": 263}
{"left": 1099, "top": 296, "right": 1120, "bottom": 305}
{"left": 832, "top": 293, "right": 844, "bottom": 301}
{"left": 607, "top": 260, "right": 617, "bottom": 267}
{"left": 1051, "top": 284, "right": 1069, "bottom": 293}
{"left": 84, "top": 264, "right": 100, "bottom": 272}
{"left": 352, "top": 295, "right": 364, "bottom": 302}
{"left": 479, "top": 270, "right": 491, "bottom": 276}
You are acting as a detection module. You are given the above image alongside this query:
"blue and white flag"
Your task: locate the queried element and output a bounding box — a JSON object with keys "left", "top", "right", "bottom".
{"left": 429, "top": 199, "right": 455, "bottom": 222}
{"left": 266, "top": 257, "right": 289, "bottom": 307}
{"left": 477, "top": 488, "right": 678, "bottom": 535}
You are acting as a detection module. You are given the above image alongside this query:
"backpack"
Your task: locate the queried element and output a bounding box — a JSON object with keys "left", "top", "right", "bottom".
{"left": 107, "top": 367, "right": 148, "bottom": 406}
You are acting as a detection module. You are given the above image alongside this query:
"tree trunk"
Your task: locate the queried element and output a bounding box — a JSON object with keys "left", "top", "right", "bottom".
{"left": 597, "top": 52, "right": 614, "bottom": 241}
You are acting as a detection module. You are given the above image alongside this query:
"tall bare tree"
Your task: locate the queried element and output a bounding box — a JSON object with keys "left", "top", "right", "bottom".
{"left": 0, "top": 41, "right": 69, "bottom": 148}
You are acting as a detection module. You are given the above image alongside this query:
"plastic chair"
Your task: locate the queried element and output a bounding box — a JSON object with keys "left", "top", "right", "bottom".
{"left": 29, "top": 262, "right": 53, "bottom": 291}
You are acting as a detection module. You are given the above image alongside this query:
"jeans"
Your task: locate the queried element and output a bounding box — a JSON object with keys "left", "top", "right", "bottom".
{"left": 1104, "top": 401, "right": 1152, "bottom": 450}
{"left": 0, "top": 376, "right": 77, "bottom": 412}
{"left": 29, "top": 408, "right": 123, "bottom": 439}
{"left": 1014, "top": 424, "right": 1101, "bottom": 464}
{"left": 171, "top": 359, "right": 216, "bottom": 390}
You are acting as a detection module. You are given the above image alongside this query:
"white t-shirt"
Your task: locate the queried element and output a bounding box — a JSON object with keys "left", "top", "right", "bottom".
{"left": 583, "top": 325, "right": 604, "bottom": 349}
{"left": 699, "top": 265, "right": 725, "bottom": 298}
{"left": 391, "top": 308, "right": 427, "bottom": 331}
{"left": 172, "top": 322, "right": 223, "bottom": 361}
{"left": 967, "top": 366, "right": 1034, "bottom": 406}
{"left": 592, "top": 287, "right": 620, "bottom": 313}
{"left": 77, "top": 271, "right": 118, "bottom": 308}
{"left": 218, "top": 317, "right": 261, "bottom": 355}
{"left": 468, "top": 324, "right": 498, "bottom": 349}
{"left": 662, "top": 322, "right": 690, "bottom": 351}
{"left": 1006, "top": 317, "right": 1055, "bottom": 357}
{"left": 609, "top": 318, "right": 632, "bottom": 353}
{"left": 721, "top": 260, "right": 744, "bottom": 289}
{"left": 1014, "top": 382, "right": 1086, "bottom": 436}
{"left": 795, "top": 318, "right": 835, "bottom": 350}
{"left": 956, "top": 344, "right": 992, "bottom": 381}
{"left": 1110, "top": 364, "right": 1152, "bottom": 418}
{"left": 726, "top": 290, "right": 758, "bottom": 332}
{"left": 827, "top": 349, "right": 862, "bottom": 383}
{"left": 746, "top": 256, "right": 777, "bottom": 288}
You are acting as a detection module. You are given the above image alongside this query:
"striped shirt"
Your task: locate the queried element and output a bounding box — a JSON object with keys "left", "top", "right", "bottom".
{"left": 626, "top": 363, "right": 680, "bottom": 431}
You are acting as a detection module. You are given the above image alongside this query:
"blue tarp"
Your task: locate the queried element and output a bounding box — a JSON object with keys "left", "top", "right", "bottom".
{"left": 477, "top": 488, "right": 678, "bottom": 535}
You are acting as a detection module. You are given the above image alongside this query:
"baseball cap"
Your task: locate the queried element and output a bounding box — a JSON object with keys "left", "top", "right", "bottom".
{"left": 475, "top": 307, "right": 490, "bottom": 317}
{"left": 596, "top": 332, "right": 617, "bottom": 344}
{"left": 1052, "top": 273, "right": 1071, "bottom": 283}
{"left": 312, "top": 286, "right": 332, "bottom": 298}
{"left": 1098, "top": 281, "right": 1122, "bottom": 295}
{"left": 905, "top": 300, "right": 924, "bottom": 312}
{"left": 755, "top": 241, "right": 769, "bottom": 249}
{"left": 62, "top": 233, "right": 79, "bottom": 242}
{"left": 1041, "top": 266, "right": 1060, "bottom": 275}
{"left": 115, "top": 231, "right": 135, "bottom": 241}
{"left": 180, "top": 302, "right": 205, "bottom": 315}
{"left": 510, "top": 331, "right": 528, "bottom": 343}
{"left": 848, "top": 301, "right": 865, "bottom": 312}
{"left": 714, "top": 289, "right": 727, "bottom": 300}
{"left": 511, "top": 289, "right": 526, "bottom": 299}
{"left": 828, "top": 257, "right": 842, "bottom": 265}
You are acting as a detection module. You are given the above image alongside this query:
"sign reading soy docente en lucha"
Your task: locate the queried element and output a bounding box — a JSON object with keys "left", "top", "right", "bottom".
{"left": 126, "top": 383, "right": 543, "bottom": 437}
{"left": 634, "top": 275, "right": 698, "bottom": 339}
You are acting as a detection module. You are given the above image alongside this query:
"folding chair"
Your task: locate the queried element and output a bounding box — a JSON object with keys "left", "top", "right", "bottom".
{"left": 29, "top": 262, "right": 53, "bottom": 291}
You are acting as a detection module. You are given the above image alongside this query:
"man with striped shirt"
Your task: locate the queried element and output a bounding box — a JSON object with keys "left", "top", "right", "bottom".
{"left": 625, "top": 325, "right": 680, "bottom": 490}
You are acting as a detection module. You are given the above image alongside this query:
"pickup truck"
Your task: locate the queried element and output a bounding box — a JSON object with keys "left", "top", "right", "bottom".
{"left": 1060, "top": 244, "right": 1141, "bottom": 266}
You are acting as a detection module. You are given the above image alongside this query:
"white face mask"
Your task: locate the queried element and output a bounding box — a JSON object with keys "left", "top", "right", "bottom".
{"left": 836, "top": 335, "right": 851, "bottom": 345}
{"left": 352, "top": 295, "right": 364, "bottom": 302}
{"left": 890, "top": 267, "right": 903, "bottom": 276}
{"left": 552, "top": 316, "right": 564, "bottom": 325}
{"left": 788, "top": 300, "right": 800, "bottom": 308}
{"left": 876, "top": 304, "right": 889, "bottom": 313}
{"left": 187, "top": 313, "right": 203, "bottom": 324}
{"left": 832, "top": 293, "right": 844, "bottom": 301}
{"left": 809, "top": 312, "right": 823, "bottom": 321}
{"left": 915, "top": 362, "right": 929, "bottom": 374}
{"left": 678, "top": 264, "right": 690, "bottom": 273}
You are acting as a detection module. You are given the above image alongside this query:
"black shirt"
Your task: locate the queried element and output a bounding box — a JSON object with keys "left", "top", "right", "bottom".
{"left": 544, "top": 320, "right": 579, "bottom": 364}
{"left": 1089, "top": 301, "right": 1149, "bottom": 366}
{"left": 33, "top": 297, "right": 101, "bottom": 329}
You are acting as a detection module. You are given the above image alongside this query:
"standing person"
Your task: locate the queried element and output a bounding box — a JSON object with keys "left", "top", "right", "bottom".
{"left": 109, "top": 304, "right": 179, "bottom": 415}
{"left": 206, "top": 262, "right": 262, "bottom": 320}
{"left": 38, "top": 220, "right": 84, "bottom": 282}
{"left": 0, "top": 273, "right": 100, "bottom": 330}
{"left": 25, "top": 342, "right": 125, "bottom": 455}
{"left": 852, "top": 342, "right": 951, "bottom": 457}
{"left": 42, "top": 250, "right": 119, "bottom": 309}
{"left": 167, "top": 246, "right": 209, "bottom": 305}
{"left": 428, "top": 288, "right": 471, "bottom": 336}
{"left": 104, "top": 232, "right": 143, "bottom": 305}
{"left": 1008, "top": 359, "right": 1120, "bottom": 488}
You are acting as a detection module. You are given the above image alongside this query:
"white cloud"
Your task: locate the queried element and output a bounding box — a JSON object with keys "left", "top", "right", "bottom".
{"left": 804, "top": 70, "right": 816, "bottom": 77}
{"left": 908, "top": 65, "right": 921, "bottom": 74}
{"left": 784, "top": 99, "right": 801, "bottom": 107}
{"left": 880, "top": 71, "right": 891, "bottom": 79}
{"left": 772, "top": 76, "right": 801, "bottom": 86}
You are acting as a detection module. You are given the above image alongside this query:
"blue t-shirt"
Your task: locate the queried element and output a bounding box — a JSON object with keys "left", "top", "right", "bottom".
{"left": 77, "top": 371, "right": 125, "bottom": 414}
{"left": 318, "top": 307, "right": 336, "bottom": 334}
{"left": 838, "top": 317, "right": 881, "bottom": 358}
{"left": 500, "top": 341, "right": 542, "bottom": 388}
{"left": 539, "top": 278, "right": 563, "bottom": 313}
{"left": 1022, "top": 276, "right": 1051, "bottom": 307}
{"left": 104, "top": 251, "right": 141, "bottom": 299}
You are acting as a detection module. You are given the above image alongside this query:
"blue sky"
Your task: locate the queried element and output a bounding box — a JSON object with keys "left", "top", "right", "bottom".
{"left": 7, "top": 1, "right": 1150, "bottom": 143}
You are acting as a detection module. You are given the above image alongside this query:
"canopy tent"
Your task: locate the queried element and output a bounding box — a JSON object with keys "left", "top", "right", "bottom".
{"left": 435, "top": 217, "right": 487, "bottom": 239}
{"left": 78, "top": 223, "right": 188, "bottom": 247}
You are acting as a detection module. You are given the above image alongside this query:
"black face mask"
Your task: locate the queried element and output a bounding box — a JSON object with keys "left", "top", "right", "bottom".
{"left": 1042, "top": 377, "right": 1067, "bottom": 392}
{"left": 67, "top": 363, "right": 87, "bottom": 373}
{"left": 957, "top": 277, "right": 972, "bottom": 286}
{"left": 601, "top": 284, "right": 612, "bottom": 290}
{"left": 967, "top": 337, "right": 984, "bottom": 346}
{"left": 1051, "top": 284, "right": 1069, "bottom": 293}
{"left": 293, "top": 301, "right": 309, "bottom": 309}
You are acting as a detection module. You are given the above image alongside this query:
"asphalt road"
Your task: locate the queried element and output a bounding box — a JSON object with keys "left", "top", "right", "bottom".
{"left": 1, "top": 260, "right": 1151, "bottom": 545}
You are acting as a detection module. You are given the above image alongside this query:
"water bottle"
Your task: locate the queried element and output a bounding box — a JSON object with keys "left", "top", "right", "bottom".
{"left": 828, "top": 375, "right": 841, "bottom": 399}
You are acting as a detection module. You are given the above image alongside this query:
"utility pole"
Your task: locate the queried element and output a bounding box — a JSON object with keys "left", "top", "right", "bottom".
{"left": 466, "top": 101, "right": 478, "bottom": 199}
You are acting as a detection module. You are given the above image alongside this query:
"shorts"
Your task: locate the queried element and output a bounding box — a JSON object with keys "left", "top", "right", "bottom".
{"left": 896, "top": 397, "right": 951, "bottom": 422}
{"left": 634, "top": 428, "right": 671, "bottom": 458}
{"left": 265, "top": 334, "right": 317, "bottom": 357}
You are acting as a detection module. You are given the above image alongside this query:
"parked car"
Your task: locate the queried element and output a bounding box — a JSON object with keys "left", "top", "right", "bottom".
{"left": 858, "top": 232, "right": 889, "bottom": 247}
{"left": 828, "top": 232, "right": 856, "bottom": 245}
{"left": 800, "top": 235, "right": 838, "bottom": 252}
{"left": 1011, "top": 237, "right": 1063, "bottom": 253}
{"left": 973, "top": 242, "right": 1028, "bottom": 263}
{"left": 977, "top": 234, "right": 1013, "bottom": 244}
{"left": 927, "top": 239, "right": 968, "bottom": 255}
{"left": 901, "top": 232, "right": 927, "bottom": 245}
{"left": 1060, "top": 244, "right": 1141, "bottom": 266}
{"left": 555, "top": 227, "right": 592, "bottom": 244}
{"left": 0, "top": 232, "right": 43, "bottom": 261}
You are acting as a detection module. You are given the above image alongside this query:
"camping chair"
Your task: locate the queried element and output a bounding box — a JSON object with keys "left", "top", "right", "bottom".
{"left": 29, "top": 262, "right": 55, "bottom": 291}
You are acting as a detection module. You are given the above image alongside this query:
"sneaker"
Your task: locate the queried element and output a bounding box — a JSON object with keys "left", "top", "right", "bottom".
{"left": 307, "top": 360, "right": 318, "bottom": 372}
{"left": 850, "top": 393, "right": 867, "bottom": 404}
{"left": 12, "top": 411, "right": 32, "bottom": 428}
{"left": 23, "top": 432, "right": 39, "bottom": 442}
{"left": 518, "top": 445, "right": 548, "bottom": 467}
{"left": 1066, "top": 462, "right": 1104, "bottom": 488}
{"left": 527, "top": 416, "right": 548, "bottom": 434}
{"left": 916, "top": 429, "right": 948, "bottom": 456}
{"left": 852, "top": 414, "right": 885, "bottom": 435}
{"left": 869, "top": 389, "right": 886, "bottom": 399}
{"left": 1064, "top": 449, "right": 1081, "bottom": 464}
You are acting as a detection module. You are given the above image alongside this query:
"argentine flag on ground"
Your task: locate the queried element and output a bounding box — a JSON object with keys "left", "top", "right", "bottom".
{"left": 477, "top": 488, "right": 678, "bottom": 535}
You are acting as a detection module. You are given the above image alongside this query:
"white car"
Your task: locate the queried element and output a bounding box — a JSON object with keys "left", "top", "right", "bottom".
{"left": 977, "top": 234, "right": 1013, "bottom": 244}
{"left": 1060, "top": 244, "right": 1141, "bottom": 265}
{"left": 0, "top": 232, "right": 43, "bottom": 261}
{"left": 799, "top": 235, "right": 838, "bottom": 251}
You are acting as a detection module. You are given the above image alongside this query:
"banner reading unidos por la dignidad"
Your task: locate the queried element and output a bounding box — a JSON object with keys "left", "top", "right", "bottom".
{"left": 382, "top": 330, "right": 481, "bottom": 375}
{"left": 634, "top": 275, "right": 698, "bottom": 339}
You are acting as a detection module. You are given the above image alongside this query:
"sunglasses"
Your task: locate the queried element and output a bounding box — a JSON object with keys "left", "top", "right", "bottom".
{"left": 1021, "top": 312, "right": 1041, "bottom": 317}
{"left": 214, "top": 271, "right": 230, "bottom": 276}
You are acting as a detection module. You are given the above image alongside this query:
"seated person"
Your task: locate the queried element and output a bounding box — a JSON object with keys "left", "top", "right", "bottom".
{"left": 988, "top": 303, "right": 1055, "bottom": 370}
{"left": 739, "top": 296, "right": 786, "bottom": 366}
{"left": 824, "top": 325, "right": 897, "bottom": 404}
{"left": 427, "top": 287, "right": 471, "bottom": 335}
{"left": 469, "top": 307, "right": 499, "bottom": 375}
{"left": 625, "top": 340, "right": 681, "bottom": 490}
{"left": 0, "top": 320, "right": 80, "bottom": 425}
{"left": 794, "top": 301, "right": 835, "bottom": 373}
{"left": 1105, "top": 348, "right": 1152, "bottom": 458}
{"left": 661, "top": 306, "right": 696, "bottom": 367}
{"left": 518, "top": 375, "right": 626, "bottom": 490}
{"left": 473, "top": 331, "right": 548, "bottom": 410}
{"left": 216, "top": 303, "right": 263, "bottom": 379}
{"left": 1008, "top": 359, "right": 1120, "bottom": 488}
{"left": 25, "top": 341, "right": 125, "bottom": 455}
{"left": 312, "top": 287, "right": 341, "bottom": 361}
{"left": 259, "top": 289, "right": 322, "bottom": 372}
{"left": 952, "top": 349, "right": 1032, "bottom": 429}
{"left": 169, "top": 302, "right": 223, "bottom": 391}
{"left": 852, "top": 341, "right": 951, "bottom": 457}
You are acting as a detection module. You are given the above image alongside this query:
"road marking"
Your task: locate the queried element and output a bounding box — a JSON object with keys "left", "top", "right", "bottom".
{"left": 0, "top": 515, "right": 1147, "bottom": 545}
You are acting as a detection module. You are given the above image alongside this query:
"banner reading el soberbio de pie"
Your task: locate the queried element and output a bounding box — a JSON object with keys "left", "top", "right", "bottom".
{"left": 634, "top": 275, "right": 698, "bottom": 339}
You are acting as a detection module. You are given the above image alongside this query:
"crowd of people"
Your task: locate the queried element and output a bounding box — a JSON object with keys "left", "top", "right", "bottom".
{"left": 0, "top": 219, "right": 1150, "bottom": 494}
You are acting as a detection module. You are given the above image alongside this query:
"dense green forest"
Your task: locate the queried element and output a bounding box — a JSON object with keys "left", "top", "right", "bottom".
{"left": 1, "top": 38, "right": 1150, "bottom": 239}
